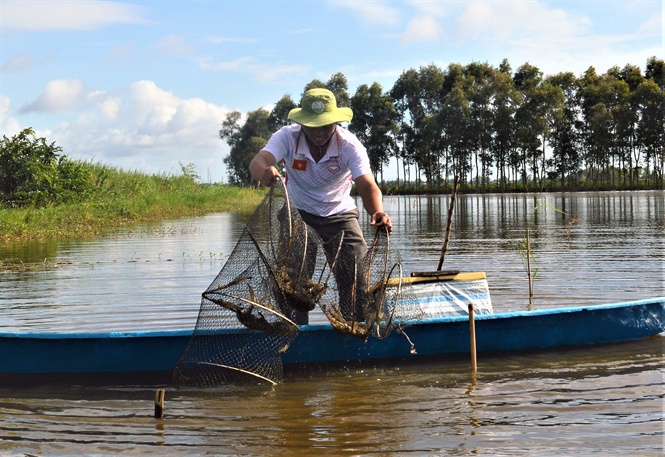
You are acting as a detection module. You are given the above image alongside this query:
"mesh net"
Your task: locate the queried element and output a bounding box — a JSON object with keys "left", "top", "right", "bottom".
{"left": 172, "top": 180, "right": 335, "bottom": 386}
{"left": 318, "top": 225, "right": 426, "bottom": 341}
{"left": 173, "top": 180, "right": 425, "bottom": 387}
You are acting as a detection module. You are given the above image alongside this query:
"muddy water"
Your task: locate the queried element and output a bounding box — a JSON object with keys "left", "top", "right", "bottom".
{"left": 0, "top": 190, "right": 663, "bottom": 456}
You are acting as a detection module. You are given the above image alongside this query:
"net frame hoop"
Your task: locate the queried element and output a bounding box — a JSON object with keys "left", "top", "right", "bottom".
{"left": 374, "top": 261, "right": 403, "bottom": 339}
{"left": 176, "top": 361, "right": 278, "bottom": 386}
{"left": 213, "top": 291, "right": 299, "bottom": 329}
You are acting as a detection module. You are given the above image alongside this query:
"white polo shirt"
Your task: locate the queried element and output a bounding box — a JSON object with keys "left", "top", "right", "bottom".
{"left": 262, "top": 124, "right": 372, "bottom": 217}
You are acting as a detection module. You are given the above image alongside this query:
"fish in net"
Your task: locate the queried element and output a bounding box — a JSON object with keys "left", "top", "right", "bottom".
{"left": 172, "top": 179, "right": 338, "bottom": 386}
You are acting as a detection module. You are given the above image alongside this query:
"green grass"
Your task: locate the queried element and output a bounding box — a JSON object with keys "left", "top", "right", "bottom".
{"left": 0, "top": 163, "right": 266, "bottom": 241}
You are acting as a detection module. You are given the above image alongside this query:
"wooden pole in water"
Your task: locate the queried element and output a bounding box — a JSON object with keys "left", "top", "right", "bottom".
{"left": 437, "top": 175, "right": 459, "bottom": 271}
{"left": 468, "top": 303, "right": 477, "bottom": 374}
{"left": 154, "top": 389, "right": 165, "bottom": 419}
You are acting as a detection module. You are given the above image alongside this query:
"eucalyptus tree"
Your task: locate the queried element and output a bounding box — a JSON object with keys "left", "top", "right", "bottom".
{"left": 513, "top": 63, "right": 551, "bottom": 188}
{"left": 545, "top": 72, "right": 582, "bottom": 188}
{"left": 642, "top": 56, "right": 665, "bottom": 187}
{"left": 536, "top": 82, "right": 566, "bottom": 187}
{"left": 326, "top": 72, "right": 351, "bottom": 108}
{"left": 220, "top": 109, "right": 272, "bottom": 185}
{"left": 633, "top": 79, "right": 664, "bottom": 187}
{"left": 390, "top": 68, "right": 421, "bottom": 187}
{"left": 416, "top": 64, "right": 448, "bottom": 187}
{"left": 268, "top": 94, "right": 297, "bottom": 131}
{"left": 607, "top": 70, "right": 636, "bottom": 186}
{"left": 349, "top": 82, "right": 398, "bottom": 183}
{"left": 302, "top": 79, "right": 327, "bottom": 93}
{"left": 302, "top": 73, "right": 351, "bottom": 108}
{"left": 463, "top": 62, "right": 497, "bottom": 188}
{"left": 645, "top": 56, "right": 664, "bottom": 89}
{"left": 438, "top": 62, "right": 467, "bottom": 186}
{"left": 439, "top": 80, "right": 472, "bottom": 184}
{"left": 578, "top": 67, "right": 628, "bottom": 186}
{"left": 491, "top": 63, "right": 518, "bottom": 191}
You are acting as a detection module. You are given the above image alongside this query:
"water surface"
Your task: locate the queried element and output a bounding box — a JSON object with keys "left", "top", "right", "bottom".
{"left": 0, "top": 191, "right": 663, "bottom": 456}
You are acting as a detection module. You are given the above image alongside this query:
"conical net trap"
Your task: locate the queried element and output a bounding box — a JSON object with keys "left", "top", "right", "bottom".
{"left": 173, "top": 180, "right": 422, "bottom": 386}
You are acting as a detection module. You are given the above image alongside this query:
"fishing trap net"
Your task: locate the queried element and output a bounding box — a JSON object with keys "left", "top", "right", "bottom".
{"left": 173, "top": 180, "right": 425, "bottom": 387}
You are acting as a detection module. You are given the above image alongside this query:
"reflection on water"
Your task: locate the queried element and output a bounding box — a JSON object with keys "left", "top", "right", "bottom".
{"left": 0, "top": 336, "right": 661, "bottom": 456}
{"left": 1, "top": 213, "right": 248, "bottom": 331}
{"left": 1, "top": 191, "right": 663, "bottom": 332}
{"left": 382, "top": 190, "right": 664, "bottom": 310}
{"left": 0, "top": 191, "right": 663, "bottom": 456}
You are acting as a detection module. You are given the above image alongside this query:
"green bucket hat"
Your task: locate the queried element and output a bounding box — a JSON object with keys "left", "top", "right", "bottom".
{"left": 288, "top": 88, "right": 353, "bottom": 127}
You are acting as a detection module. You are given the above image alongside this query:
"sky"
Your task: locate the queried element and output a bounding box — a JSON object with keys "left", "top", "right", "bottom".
{"left": 1, "top": 1, "right": 662, "bottom": 183}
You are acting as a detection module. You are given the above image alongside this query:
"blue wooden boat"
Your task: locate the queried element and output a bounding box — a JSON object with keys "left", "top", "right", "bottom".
{"left": 0, "top": 272, "right": 663, "bottom": 386}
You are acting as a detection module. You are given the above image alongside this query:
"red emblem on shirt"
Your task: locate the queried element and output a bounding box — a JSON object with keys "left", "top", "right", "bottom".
{"left": 292, "top": 159, "right": 307, "bottom": 171}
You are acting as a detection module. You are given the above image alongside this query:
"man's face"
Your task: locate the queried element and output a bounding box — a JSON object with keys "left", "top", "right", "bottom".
{"left": 302, "top": 124, "right": 337, "bottom": 146}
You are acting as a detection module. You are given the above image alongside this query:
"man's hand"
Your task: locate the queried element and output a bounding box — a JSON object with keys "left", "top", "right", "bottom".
{"left": 260, "top": 166, "right": 281, "bottom": 187}
{"left": 371, "top": 211, "right": 392, "bottom": 234}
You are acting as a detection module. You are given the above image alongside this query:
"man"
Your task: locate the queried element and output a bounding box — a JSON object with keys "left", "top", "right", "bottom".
{"left": 249, "top": 88, "right": 392, "bottom": 322}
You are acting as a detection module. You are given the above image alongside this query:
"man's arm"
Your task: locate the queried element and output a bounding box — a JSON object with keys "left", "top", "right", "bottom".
{"left": 249, "top": 150, "right": 280, "bottom": 186}
{"left": 354, "top": 174, "right": 392, "bottom": 234}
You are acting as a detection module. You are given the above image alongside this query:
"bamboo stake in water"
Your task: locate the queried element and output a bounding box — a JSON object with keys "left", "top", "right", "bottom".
{"left": 154, "top": 389, "right": 165, "bottom": 419}
{"left": 437, "top": 175, "right": 459, "bottom": 271}
{"left": 468, "top": 303, "right": 477, "bottom": 374}
{"left": 526, "top": 229, "right": 533, "bottom": 299}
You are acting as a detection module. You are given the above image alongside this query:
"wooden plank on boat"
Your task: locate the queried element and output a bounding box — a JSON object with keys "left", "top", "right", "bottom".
{"left": 411, "top": 270, "right": 460, "bottom": 277}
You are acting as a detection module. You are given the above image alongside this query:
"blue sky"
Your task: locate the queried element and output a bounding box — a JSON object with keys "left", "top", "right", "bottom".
{"left": 1, "top": 1, "right": 662, "bottom": 183}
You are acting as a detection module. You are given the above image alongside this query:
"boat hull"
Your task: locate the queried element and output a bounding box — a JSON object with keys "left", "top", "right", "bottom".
{"left": 1, "top": 298, "right": 663, "bottom": 386}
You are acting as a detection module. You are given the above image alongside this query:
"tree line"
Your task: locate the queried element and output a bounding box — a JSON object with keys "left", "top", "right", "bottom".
{"left": 221, "top": 56, "right": 664, "bottom": 192}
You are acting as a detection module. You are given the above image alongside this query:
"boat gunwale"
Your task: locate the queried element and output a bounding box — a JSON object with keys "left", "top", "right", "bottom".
{"left": 1, "top": 297, "right": 662, "bottom": 340}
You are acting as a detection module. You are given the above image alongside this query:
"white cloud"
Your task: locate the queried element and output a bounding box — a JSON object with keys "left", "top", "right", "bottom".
{"left": 0, "top": 96, "right": 22, "bottom": 137}
{"left": 402, "top": 15, "right": 442, "bottom": 43}
{"left": 152, "top": 35, "right": 195, "bottom": 58}
{"left": 406, "top": 0, "right": 448, "bottom": 17}
{"left": 1, "top": 52, "right": 34, "bottom": 73}
{"left": 328, "top": 0, "right": 657, "bottom": 76}
{"left": 455, "top": 1, "right": 590, "bottom": 44}
{"left": 205, "top": 35, "right": 260, "bottom": 45}
{"left": 42, "top": 80, "right": 232, "bottom": 182}
{"left": 197, "top": 56, "right": 256, "bottom": 72}
{"left": 1, "top": 0, "right": 148, "bottom": 31}
{"left": 637, "top": 13, "right": 663, "bottom": 36}
{"left": 102, "top": 44, "right": 135, "bottom": 66}
{"left": 19, "top": 79, "right": 87, "bottom": 113}
{"left": 196, "top": 56, "right": 309, "bottom": 84}
{"left": 329, "top": 0, "right": 401, "bottom": 26}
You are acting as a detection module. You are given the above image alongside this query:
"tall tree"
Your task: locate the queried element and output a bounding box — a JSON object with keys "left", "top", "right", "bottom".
{"left": 513, "top": 63, "right": 548, "bottom": 188}
{"left": 302, "top": 73, "right": 350, "bottom": 108}
{"left": 350, "top": 82, "right": 398, "bottom": 182}
{"left": 440, "top": 81, "right": 472, "bottom": 181}
{"left": 491, "top": 66, "right": 518, "bottom": 191}
{"left": 545, "top": 72, "right": 582, "bottom": 188}
{"left": 268, "top": 94, "right": 297, "bottom": 131}
{"left": 416, "top": 64, "right": 446, "bottom": 187}
{"left": 326, "top": 72, "right": 351, "bottom": 108}
{"left": 633, "top": 79, "right": 665, "bottom": 187}
{"left": 390, "top": 68, "right": 422, "bottom": 187}
{"left": 220, "top": 109, "right": 272, "bottom": 185}
{"left": 464, "top": 62, "right": 497, "bottom": 188}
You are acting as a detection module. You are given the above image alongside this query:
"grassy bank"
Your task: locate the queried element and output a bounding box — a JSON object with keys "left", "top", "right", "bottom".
{"left": 0, "top": 163, "right": 266, "bottom": 241}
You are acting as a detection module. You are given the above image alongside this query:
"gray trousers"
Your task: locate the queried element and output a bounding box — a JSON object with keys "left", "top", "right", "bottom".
{"left": 296, "top": 209, "right": 368, "bottom": 324}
